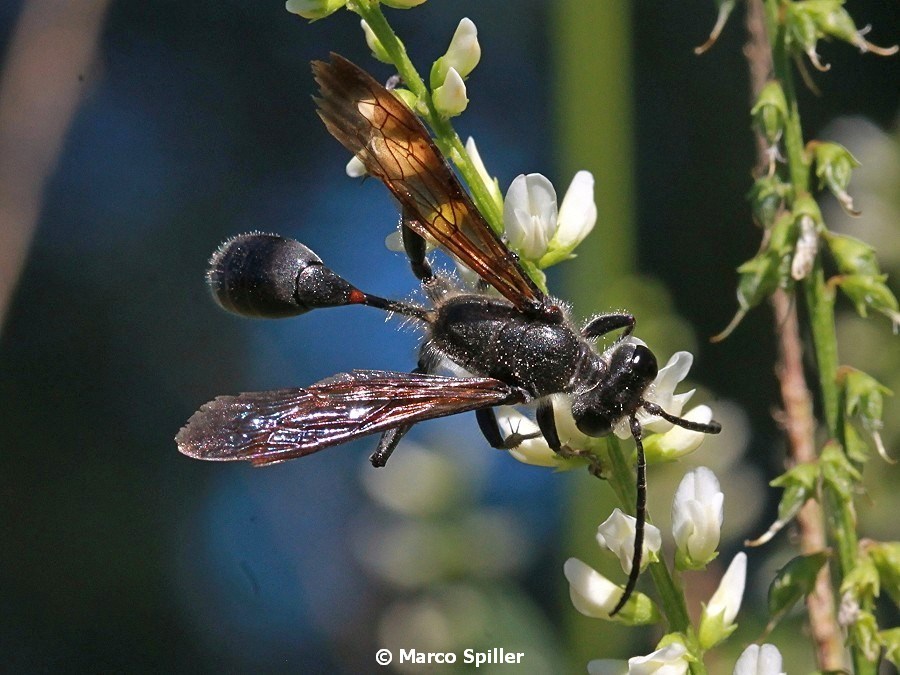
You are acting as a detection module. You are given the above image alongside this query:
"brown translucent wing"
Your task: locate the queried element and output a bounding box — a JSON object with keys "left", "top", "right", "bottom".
{"left": 176, "top": 370, "right": 526, "bottom": 466}
{"left": 313, "top": 54, "right": 545, "bottom": 314}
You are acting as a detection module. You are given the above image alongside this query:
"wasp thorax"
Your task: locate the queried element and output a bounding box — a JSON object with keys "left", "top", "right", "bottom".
{"left": 207, "top": 233, "right": 356, "bottom": 318}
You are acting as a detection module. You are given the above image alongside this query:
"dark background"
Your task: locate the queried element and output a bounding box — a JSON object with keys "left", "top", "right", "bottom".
{"left": 1, "top": 1, "right": 897, "bottom": 671}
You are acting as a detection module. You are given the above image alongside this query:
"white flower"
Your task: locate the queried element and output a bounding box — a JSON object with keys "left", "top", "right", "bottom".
{"left": 432, "top": 67, "right": 468, "bottom": 117}
{"left": 613, "top": 349, "right": 696, "bottom": 439}
{"left": 643, "top": 405, "right": 713, "bottom": 462}
{"left": 733, "top": 644, "right": 785, "bottom": 675}
{"left": 285, "top": 0, "right": 345, "bottom": 20}
{"left": 628, "top": 643, "right": 689, "bottom": 675}
{"left": 465, "top": 137, "right": 503, "bottom": 212}
{"left": 672, "top": 467, "right": 723, "bottom": 569}
{"left": 550, "top": 170, "right": 597, "bottom": 251}
{"left": 563, "top": 557, "right": 660, "bottom": 625}
{"left": 346, "top": 154, "right": 366, "bottom": 178}
{"left": 503, "top": 173, "right": 558, "bottom": 260}
{"left": 587, "top": 643, "right": 690, "bottom": 675}
{"left": 596, "top": 508, "right": 661, "bottom": 574}
{"left": 360, "top": 20, "right": 390, "bottom": 63}
{"left": 699, "top": 552, "right": 747, "bottom": 649}
{"left": 496, "top": 408, "right": 567, "bottom": 468}
{"left": 564, "top": 557, "right": 623, "bottom": 618}
{"left": 434, "top": 18, "right": 480, "bottom": 81}
{"left": 503, "top": 171, "right": 597, "bottom": 264}
{"left": 587, "top": 660, "right": 628, "bottom": 675}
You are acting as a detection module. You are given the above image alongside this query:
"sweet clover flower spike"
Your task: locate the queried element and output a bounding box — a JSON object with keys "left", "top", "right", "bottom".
{"left": 432, "top": 67, "right": 468, "bottom": 117}
{"left": 732, "top": 643, "right": 785, "bottom": 675}
{"left": 596, "top": 508, "right": 662, "bottom": 574}
{"left": 564, "top": 557, "right": 661, "bottom": 625}
{"left": 431, "top": 18, "right": 481, "bottom": 88}
{"left": 503, "top": 172, "right": 597, "bottom": 266}
{"left": 672, "top": 467, "right": 723, "bottom": 570}
{"left": 285, "top": 0, "right": 345, "bottom": 21}
{"left": 698, "top": 552, "right": 747, "bottom": 649}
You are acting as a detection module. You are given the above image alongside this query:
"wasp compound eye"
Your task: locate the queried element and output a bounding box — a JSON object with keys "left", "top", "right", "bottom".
{"left": 630, "top": 345, "right": 658, "bottom": 382}
{"left": 207, "top": 233, "right": 356, "bottom": 318}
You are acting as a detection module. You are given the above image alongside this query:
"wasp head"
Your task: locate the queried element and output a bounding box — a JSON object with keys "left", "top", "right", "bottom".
{"left": 571, "top": 342, "right": 659, "bottom": 437}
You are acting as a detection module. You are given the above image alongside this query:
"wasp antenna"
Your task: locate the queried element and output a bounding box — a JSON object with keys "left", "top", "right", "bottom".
{"left": 641, "top": 400, "right": 722, "bottom": 434}
{"left": 610, "top": 414, "right": 647, "bottom": 617}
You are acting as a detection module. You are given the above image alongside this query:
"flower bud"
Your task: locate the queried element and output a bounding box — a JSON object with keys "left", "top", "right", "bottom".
{"left": 698, "top": 552, "right": 747, "bottom": 649}
{"left": 465, "top": 137, "right": 503, "bottom": 215}
{"left": 884, "top": 628, "right": 900, "bottom": 670}
{"left": 823, "top": 232, "right": 879, "bottom": 276}
{"left": 751, "top": 81, "right": 788, "bottom": 146}
{"left": 596, "top": 508, "right": 662, "bottom": 574}
{"left": 381, "top": 0, "right": 427, "bottom": 8}
{"left": 672, "top": 467, "right": 723, "bottom": 570}
{"left": 346, "top": 154, "right": 366, "bottom": 178}
{"left": 785, "top": 3, "right": 831, "bottom": 70}
{"left": 748, "top": 175, "right": 791, "bottom": 228}
{"left": 564, "top": 557, "right": 661, "bottom": 625}
{"left": 733, "top": 643, "right": 785, "bottom": 675}
{"left": 359, "top": 19, "right": 391, "bottom": 63}
{"left": 841, "top": 368, "right": 893, "bottom": 462}
{"left": 820, "top": 441, "right": 861, "bottom": 501}
{"left": 835, "top": 274, "right": 900, "bottom": 329}
{"left": 431, "top": 18, "right": 481, "bottom": 88}
{"left": 809, "top": 2, "right": 898, "bottom": 56}
{"left": 811, "top": 141, "right": 861, "bottom": 214}
{"left": 432, "top": 67, "right": 468, "bottom": 117}
{"left": 285, "top": 0, "right": 346, "bottom": 20}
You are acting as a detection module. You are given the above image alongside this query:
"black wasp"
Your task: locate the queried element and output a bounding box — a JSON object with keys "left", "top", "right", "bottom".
{"left": 176, "top": 54, "right": 721, "bottom": 614}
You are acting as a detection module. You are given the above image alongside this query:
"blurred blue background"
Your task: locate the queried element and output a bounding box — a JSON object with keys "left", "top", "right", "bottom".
{"left": 1, "top": 1, "right": 897, "bottom": 672}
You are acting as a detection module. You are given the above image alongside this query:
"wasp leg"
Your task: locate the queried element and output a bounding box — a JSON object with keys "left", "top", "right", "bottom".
{"left": 581, "top": 312, "right": 635, "bottom": 340}
{"left": 369, "top": 344, "right": 441, "bottom": 467}
{"left": 401, "top": 208, "right": 434, "bottom": 283}
{"left": 475, "top": 408, "right": 542, "bottom": 449}
{"left": 535, "top": 400, "right": 605, "bottom": 477}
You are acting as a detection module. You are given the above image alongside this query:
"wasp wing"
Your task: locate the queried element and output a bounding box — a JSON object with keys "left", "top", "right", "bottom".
{"left": 176, "top": 370, "right": 527, "bottom": 466}
{"left": 313, "top": 54, "right": 546, "bottom": 314}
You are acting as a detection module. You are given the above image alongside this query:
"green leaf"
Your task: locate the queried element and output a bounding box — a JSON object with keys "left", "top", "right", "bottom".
{"left": 768, "top": 551, "right": 830, "bottom": 619}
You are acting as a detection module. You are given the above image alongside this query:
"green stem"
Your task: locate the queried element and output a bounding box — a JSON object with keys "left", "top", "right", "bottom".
{"left": 606, "top": 438, "right": 692, "bottom": 634}
{"left": 349, "top": 1, "right": 504, "bottom": 232}
{"left": 764, "top": 2, "right": 871, "bottom": 672}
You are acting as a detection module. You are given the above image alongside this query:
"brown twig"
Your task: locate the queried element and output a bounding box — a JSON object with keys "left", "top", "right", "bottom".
{"left": 743, "top": 1, "right": 844, "bottom": 670}
{"left": 0, "top": 0, "right": 112, "bottom": 330}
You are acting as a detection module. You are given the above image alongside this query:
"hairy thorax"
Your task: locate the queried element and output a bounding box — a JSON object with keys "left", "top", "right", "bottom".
{"left": 429, "top": 294, "right": 593, "bottom": 397}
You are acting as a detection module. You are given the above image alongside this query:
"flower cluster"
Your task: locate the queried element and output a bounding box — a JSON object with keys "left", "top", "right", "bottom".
{"left": 566, "top": 463, "right": 752, "bottom": 669}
